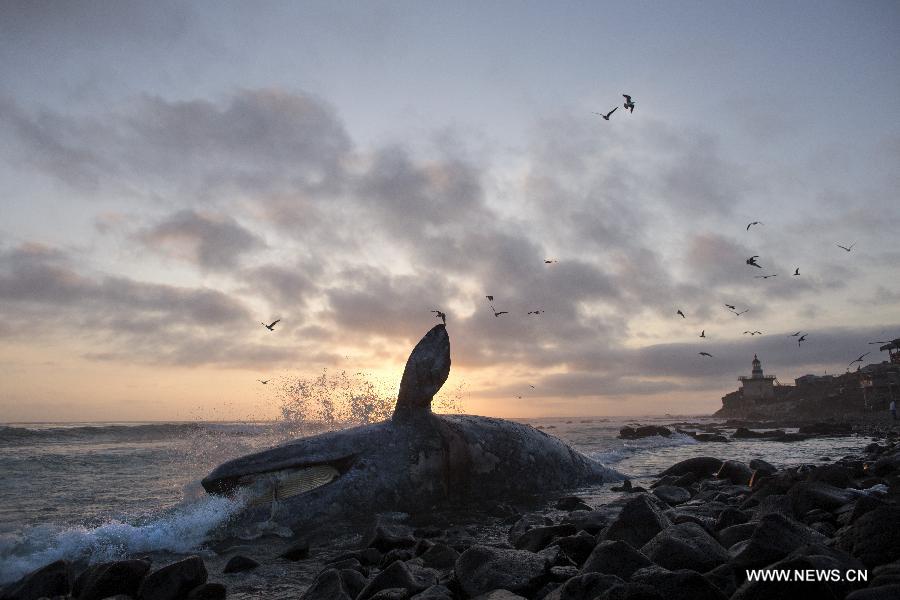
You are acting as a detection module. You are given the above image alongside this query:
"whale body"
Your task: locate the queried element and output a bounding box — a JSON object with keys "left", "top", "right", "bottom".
{"left": 202, "top": 325, "right": 622, "bottom": 527}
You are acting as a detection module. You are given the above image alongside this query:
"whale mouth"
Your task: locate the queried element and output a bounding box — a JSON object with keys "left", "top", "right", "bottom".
{"left": 202, "top": 455, "right": 356, "bottom": 504}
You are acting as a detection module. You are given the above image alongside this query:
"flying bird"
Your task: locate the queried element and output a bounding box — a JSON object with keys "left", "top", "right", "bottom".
{"left": 622, "top": 94, "right": 636, "bottom": 112}
{"left": 700, "top": 330, "right": 706, "bottom": 338}
{"left": 798, "top": 334, "right": 808, "bottom": 347}
{"left": 731, "top": 308, "right": 750, "bottom": 316}
{"left": 529, "top": 385, "right": 536, "bottom": 389}
{"left": 485, "top": 295, "right": 494, "bottom": 302}
{"left": 491, "top": 306, "right": 509, "bottom": 317}
{"left": 261, "top": 319, "right": 280, "bottom": 331}
{"left": 593, "top": 106, "right": 618, "bottom": 120}
{"left": 676, "top": 309, "right": 686, "bottom": 318}
{"left": 725, "top": 304, "right": 736, "bottom": 310}
{"left": 836, "top": 242, "right": 856, "bottom": 252}
{"left": 527, "top": 310, "right": 544, "bottom": 315}
{"left": 848, "top": 352, "right": 871, "bottom": 367}
{"left": 789, "top": 331, "right": 802, "bottom": 337}
{"left": 258, "top": 379, "right": 269, "bottom": 385}
{"left": 431, "top": 310, "right": 446, "bottom": 325}
{"left": 754, "top": 274, "right": 778, "bottom": 279}
{"left": 544, "top": 259, "right": 558, "bottom": 264}
{"left": 869, "top": 340, "right": 891, "bottom": 345}
{"left": 746, "top": 221, "right": 763, "bottom": 230}
{"left": 746, "top": 256, "right": 762, "bottom": 268}
{"left": 699, "top": 352, "right": 713, "bottom": 357}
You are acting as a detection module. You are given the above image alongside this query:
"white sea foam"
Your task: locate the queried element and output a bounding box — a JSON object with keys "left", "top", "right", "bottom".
{"left": 590, "top": 432, "right": 699, "bottom": 465}
{"left": 0, "top": 490, "right": 245, "bottom": 585}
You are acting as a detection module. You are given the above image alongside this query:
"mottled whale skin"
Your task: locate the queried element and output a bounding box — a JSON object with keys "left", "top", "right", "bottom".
{"left": 202, "top": 325, "right": 622, "bottom": 527}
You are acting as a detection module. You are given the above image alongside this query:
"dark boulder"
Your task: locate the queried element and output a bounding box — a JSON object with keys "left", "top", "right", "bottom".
{"left": 418, "top": 543, "right": 459, "bottom": 570}
{"left": 409, "top": 585, "right": 454, "bottom": 599}
{"left": 652, "top": 486, "right": 690, "bottom": 506}
{"left": 556, "top": 496, "right": 592, "bottom": 511}
{"left": 798, "top": 422, "right": 852, "bottom": 436}
{"left": 630, "top": 568, "right": 727, "bottom": 600}
{"left": 836, "top": 505, "right": 900, "bottom": 567}
{"left": 733, "top": 428, "right": 785, "bottom": 439}
{"left": 137, "top": 556, "right": 207, "bottom": 600}
{"left": 748, "top": 458, "right": 776, "bottom": 475}
{"left": 716, "top": 522, "right": 756, "bottom": 549}
{"left": 186, "top": 583, "right": 227, "bottom": 600}
{"left": 619, "top": 426, "right": 671, "bottom": 440}
{"left": 368, "top": 589, "right": 408, "bottom": 600}
{"left": 299, "top": 569, "right": 352, "bottom": 600}
{"left": 357, "top": 560, "right": 438, "bottom": 600}
{"left": 75, "top": 559, "right": 151, "bottom": 600}
{"left": 542, "top": 573, "right": 624, "bottom": 600}
{"left": 692, "top": 434, "right": 728, "bottom": 443}
{"left": 603, "top": 494, "right": 672, "bottom": 549}
{"left": 581, "top": 540, "right": 653, "bottom": 580}
{"left": 788, "top": 481, "right": 855, "bottom": 515}
{"left": 729, "top": 513, "right": 824, "bottom": 569}
{"left": 0, "top": 560, "right": 73, "bottom": 600}
{"left": 809, "top": 464, "right": 853, "bottom": 488}
{"left": 561, "top": 510, "right": 608, "bottom": 534}
{"left": 339, "top": 568, "right": 367, "bottom": 599}
{"left": 847, "top": 585, "right": 900, "bottom": 600}
{"left": 640, "top": 523, "right": 729, "bottom": 572}
{"left": 715, "top": 460, "right": 752, "bottom": 485}
{"left": 279, "top": 540, "right": 310, "bottom": 561}
{"left": 367, "top": 521, "right": 417, "bottom": 553}
{"left": 714, "top": 507, "right": 749, "bottom": 530}
{"left": 222, "top": 555, "right": 259, "bottom": 574}
{"left": 753, "top": 493, "right": 794, "bottom": 519}
{"left": 658, "top": 458, "right": 723, "bottom": 479}
{"left": 454, "top": 545, "right": 549, "bottom": 598}
{"left": 703, "top": 564, "right": 737, "bottom": 597}
{"left": 508, "top": 513, "right": 554, "bottom": 545}
{"left": 513, "top": 524, "right": 577, "bottom": 553}
{"left": 552, "top": 532, "right": 597, "bottom": 567}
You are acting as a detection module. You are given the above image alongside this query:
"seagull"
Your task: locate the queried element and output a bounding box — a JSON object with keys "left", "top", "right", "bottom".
{"left": 793, "top": 268, "right": 800, "bottom": 276}
{"left": 869, "top": 340, "right": 891, "bottom": 345}
{"left": 258, "top": 379, "right": 270, "bottom": 385}
{"left": 731, "top": 308, "right": 750, "bottom": 316}
{"left": 431, "top": 310, "right": 446, "bottom": 325}
{"left": 724, "top": 304, "right": 736, "bottom": 310}
{"left": 848, "top": 352, "right": 871, "bottom": 367}
{"left": 622, "top": 94, "right": 636, "bottom": 113}
{"left": 699, "top": 352, "right": 713, "bottom": 357}
{"left": 593, "top": 106, "right": 618, "bottom": 120}
{"left": 485, "top": 295, "right": 493, "bottom": 302}
{"left": 529, "top": 385, "right": 536, "bottom": 389}
{"left": 746, "top": 256, "right": 762, "bottom": 268}
{"left": 746, "top": 221, "right": 763, "bottom": 230}
{"left": 544, "top": 259, "right": 558, "bottom": 264}
{"left": 789, "top": 331, "right": 802, "bottom": 337}
{"left": 261, "top": 319, "right": 281, "bottom": 331}
{"left": 754, "top": 274, "right": 777, "bottom": 279}
{"left": 798, "top": 334, "right": 808, "bottom": 347}
{"left": 491, "top": 305, "right": 508, "bottom": 317}
{"left": 676, "top": 309, "right": 686, "bottom": 318}
{"left": 527, "top": 310, "right": 544, "bottom": 315}
{"left": 700, "top": 330, "right": 706, "bottom": 338}
{"left": 836, "top": 242, "right": 856, "bottom": 252}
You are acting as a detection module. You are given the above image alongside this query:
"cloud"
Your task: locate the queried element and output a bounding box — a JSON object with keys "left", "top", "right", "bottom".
{"left": 137, "top": 209, "right": 265, "bottom": 271}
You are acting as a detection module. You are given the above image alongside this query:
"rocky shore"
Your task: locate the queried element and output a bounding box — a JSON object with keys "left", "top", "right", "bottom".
{"left": 4, "top": 429, "right": 900, "bottom": 600}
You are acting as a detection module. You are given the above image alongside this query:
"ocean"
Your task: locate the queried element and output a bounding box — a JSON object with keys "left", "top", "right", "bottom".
{"left": 0, "top": 416, "right": 874, "bottom": 584}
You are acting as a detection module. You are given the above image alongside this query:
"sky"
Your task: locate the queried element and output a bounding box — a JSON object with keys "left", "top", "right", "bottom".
{"left": 1, "top": 0, "right": 898, "bottom": 422}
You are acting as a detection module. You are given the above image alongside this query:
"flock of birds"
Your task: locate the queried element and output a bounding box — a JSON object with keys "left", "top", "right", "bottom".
{"left": 251, "top": 92, "right": 887, "bottom": 390}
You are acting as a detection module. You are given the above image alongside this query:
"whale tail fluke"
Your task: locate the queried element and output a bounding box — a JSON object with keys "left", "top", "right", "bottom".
{"left": 393, "top": 324, "right": 451, "bottom": 420}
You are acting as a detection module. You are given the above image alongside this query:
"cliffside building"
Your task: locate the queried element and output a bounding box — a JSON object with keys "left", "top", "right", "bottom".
{"left": 738, "top": 354, "right": 776, "bottom": 400}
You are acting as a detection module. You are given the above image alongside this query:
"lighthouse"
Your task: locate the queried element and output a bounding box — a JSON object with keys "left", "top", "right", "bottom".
{"left": 738, "top": 354, "right": 776, "bottom": 400}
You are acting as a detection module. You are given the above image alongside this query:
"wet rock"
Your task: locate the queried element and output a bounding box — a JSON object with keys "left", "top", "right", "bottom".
{"left": 418, "top": 543, "right": 459, "bottom": 570}
{"left": 753, "top": 493, "right": 793, "bottom": 519}
{"left": 630, "top": 568, "right": 727, "bottom": 600}
{"left": 186, "top": 582, "right": 227, "bottom": 600}
{"left": 454, "top": 545, "right": 549, "bottom": 597}
{"left": 549, "top": 565, "right": 579, "bottom": 581}
{"left": 508, "top": 513, "right": 553, "bottom": 545}
{"left": 798, "top": 422, "right": 852, "bottom": 436}
{"left": 844, "top": 494, "right": 888, "bottom": 525}
{"left": 619, "top": 426, "right": 671, "bottom": 440}
{"left": 658, "top": 457, "right": 723, "bottom": 479}
{"left": 0, "top": 559, "right": 74, "bottom": 600}
{"left": 809, "top": 464, "right": 853, "bottom": 488}
{"left": 358, "top": 561, "right": 438, "bottom": 600}
{"left": 279, "top": 540, "right": 310, "bottom": 561}
{"left": 732, "top": 428, "right": 785, "bottom": 440}
{"left": 716, "top": 522, "right": 756, "bottom": 548}
{"left": 836, "top": 505, "right": 900, "bottom": 567}
{"left": 703, "top": 564, "right": 737, "bottom": 597}
{"left": 692, "top": 433, "right": 728, "bottom": 443}
{"left": 542, "top": 572, "right": 625, "bottom": 600}
{"left": 513, "top": 524, "right": 577, "bottom": 553}
{"left": 469, "top": 591, "right": 528, "bottom": 600}
{"left": 380, "top": 549, "right": 414, "bottom": 569}
{"left": 748, "top": 459, "right": 776, "bottom": 475}
{"left": 729, "top": 513, "right": 824, "bottom": 569}
{"left": 556, "top": 496, "right": 592, "bottom": 511}
{"left": 367, "top": 521, "right": 417, "bottom": 553}
{"left": 368, "top": 589, "right": 408, "bottom": 600}
{"left": 652, "top": 486, "right": 690, "bottom": 506}
{"left": 339, "top": 568, "right": 367, "bottom": 598}
{"left": 714, "top": 507, "right": 749, "bottom": 530}
{"left": 603, "top": 494, "right": 672, "bottom": 549}
{"left": 640, "top": 523, "right": 729, "bottom": 572}
{"left": 811, "top": 521, "right": 837, "bottom": 536}
{"left": 847, "top": 585, "right": 900, "bottom": 600}
{"left": 137, "top": 556, "right": 207, "bottom": 600}
{"left": 581, "top": 540, "right": 654, "bottom": 580}
{"left": 715, "top": 461, "right": 752, "bottom": 486}
{"left": 413, "top": 539, "right": 434, "bottom": 557}
{"left": 409, "top": 584, "right": 454, "bottom": 599}
{"left": 788, "top": 481, "right": 856, "bottom": 515}
{"left": 299, "top": 569, "right": 353, "bottom": 600}
{"left": 598, "top": 582, "right": 664, "bottom": 600}
{"left": 560, "top": 510, "right": 607, "bottom": 534}
{"left": 75, "top": 559, "right": 151, "bottom": 600}
{"left": 222, "top": 555, "right": 258, "bottom": 574}
{"left": 552, "top": 532, "right": 597, "bottom": 567}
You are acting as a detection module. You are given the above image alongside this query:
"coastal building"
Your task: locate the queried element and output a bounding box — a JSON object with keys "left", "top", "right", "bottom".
{"left": 738, "top": 354, "right": 776, "bottom": 400}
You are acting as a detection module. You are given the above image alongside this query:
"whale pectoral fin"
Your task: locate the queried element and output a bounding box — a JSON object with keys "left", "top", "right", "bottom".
{"left": 394, "top": 324, "right": 451, "bottom": 418}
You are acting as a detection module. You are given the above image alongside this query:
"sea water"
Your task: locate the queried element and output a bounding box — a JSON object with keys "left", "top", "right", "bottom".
{"left": 0, "top": 416, "right": 874, "bottom": 583}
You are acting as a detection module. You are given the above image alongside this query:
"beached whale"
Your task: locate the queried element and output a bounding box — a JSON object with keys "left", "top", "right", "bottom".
{"left": 202, "top": 324, "right": 622, "bottom": 528}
